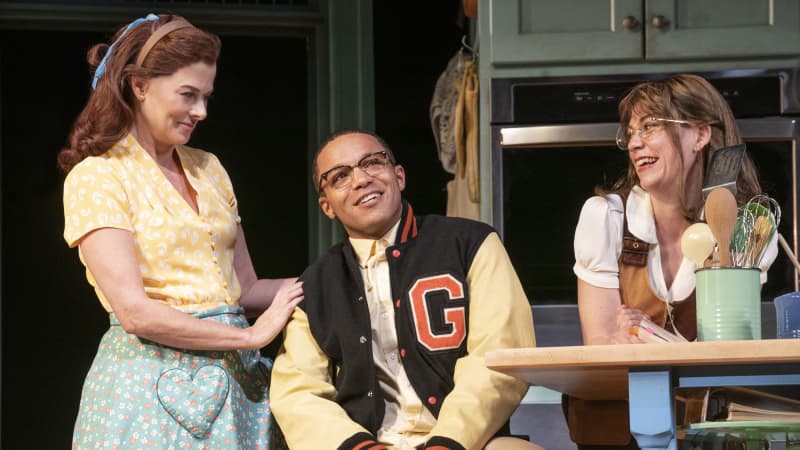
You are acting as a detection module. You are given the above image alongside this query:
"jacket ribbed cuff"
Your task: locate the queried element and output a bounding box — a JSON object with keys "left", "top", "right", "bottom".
{"left": 339, "top": 432, "right": 387, "bottom": 450}
{"left": 425, "top": 435, "right": 466, "bottom": 450}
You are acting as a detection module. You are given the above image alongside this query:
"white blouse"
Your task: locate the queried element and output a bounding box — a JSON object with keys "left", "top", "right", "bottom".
{"left": 573, "top": 185, "right": 776, "bottom": 304}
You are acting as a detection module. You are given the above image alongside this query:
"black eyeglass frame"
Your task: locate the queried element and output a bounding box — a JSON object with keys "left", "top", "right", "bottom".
{"left": 317, "top": 151, "right": 393, "bottom": 192}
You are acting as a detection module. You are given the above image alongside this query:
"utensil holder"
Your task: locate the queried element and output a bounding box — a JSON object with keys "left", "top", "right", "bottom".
{"left": 696, "top": 267, "right": 761, "bottom": 341}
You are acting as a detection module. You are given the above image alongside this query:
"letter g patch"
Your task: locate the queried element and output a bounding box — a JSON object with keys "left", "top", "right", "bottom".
{"left": 408, "top": 274, "right": 467, "bottom": 351}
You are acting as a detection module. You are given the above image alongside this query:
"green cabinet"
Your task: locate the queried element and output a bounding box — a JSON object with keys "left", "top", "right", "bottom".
{"left": 646, "top": 0, "right": 800, "bottom": 60}
{"left": 490, "top": 0, "right": 800, "bottom": 65}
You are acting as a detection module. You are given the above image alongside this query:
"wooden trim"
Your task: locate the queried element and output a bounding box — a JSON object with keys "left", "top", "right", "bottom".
{"left": 0, "top": 3, "right": 323, "bottom": 33}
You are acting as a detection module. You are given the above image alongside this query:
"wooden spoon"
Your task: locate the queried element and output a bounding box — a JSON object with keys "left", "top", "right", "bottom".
{"left": 705, "top": 188, "right": 738, "bottom": 267}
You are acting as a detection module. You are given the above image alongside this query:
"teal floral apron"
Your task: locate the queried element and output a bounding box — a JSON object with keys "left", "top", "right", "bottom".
{"left": 72, "top": 305, "right": 286, "bottom": 450}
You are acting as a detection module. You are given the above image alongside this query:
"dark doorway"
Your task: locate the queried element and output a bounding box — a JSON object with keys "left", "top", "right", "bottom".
{"left": 373, "top": 0, "right": 467, "bottom": 216}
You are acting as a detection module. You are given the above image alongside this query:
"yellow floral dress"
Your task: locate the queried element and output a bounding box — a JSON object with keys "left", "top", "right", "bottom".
{"left": 63, "top": 135, "right": 283, "bottom": 449}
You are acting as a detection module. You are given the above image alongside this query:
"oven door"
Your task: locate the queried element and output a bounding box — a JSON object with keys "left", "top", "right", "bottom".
{"left": 493, "top": 117, "right": 799, "bottom": 344}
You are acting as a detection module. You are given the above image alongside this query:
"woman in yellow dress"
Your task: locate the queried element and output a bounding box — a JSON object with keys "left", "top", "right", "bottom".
{"left": 59, "top": 13, "right": 301, "bottom": 449}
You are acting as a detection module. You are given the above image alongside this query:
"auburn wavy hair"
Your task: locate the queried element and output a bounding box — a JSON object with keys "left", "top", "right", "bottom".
{"left": 57, "top": 14, "right": 220, "bottom": 173}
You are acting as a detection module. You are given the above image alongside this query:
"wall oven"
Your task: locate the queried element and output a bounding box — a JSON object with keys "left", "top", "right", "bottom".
{"left": 491, "top": 69, "right": 800, "bottom": 345}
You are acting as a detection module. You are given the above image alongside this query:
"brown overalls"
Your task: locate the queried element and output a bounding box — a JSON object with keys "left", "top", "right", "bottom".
{"left": 567, "top": 191, "right": 697, "bottom": 445}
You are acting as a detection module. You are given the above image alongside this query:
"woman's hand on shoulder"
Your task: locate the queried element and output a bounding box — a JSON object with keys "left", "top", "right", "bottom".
{"left": 247, "top": 278, "right": 303, "bottom": 348}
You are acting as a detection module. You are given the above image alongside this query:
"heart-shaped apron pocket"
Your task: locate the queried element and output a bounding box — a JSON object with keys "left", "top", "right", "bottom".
{"left": 157, "top": 365, "right": 230, "bottom": 439}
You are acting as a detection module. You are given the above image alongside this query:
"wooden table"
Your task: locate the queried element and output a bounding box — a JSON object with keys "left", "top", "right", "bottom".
{"left": 486, "top": 340, "right": 800, "bottom": 450}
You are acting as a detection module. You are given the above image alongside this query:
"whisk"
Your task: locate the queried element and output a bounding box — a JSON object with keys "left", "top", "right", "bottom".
{"left": 730, "top": 207, "right": 754, "bottom": 267}
{"left": 733, "top": 194, "right": 781, "bottom": 267}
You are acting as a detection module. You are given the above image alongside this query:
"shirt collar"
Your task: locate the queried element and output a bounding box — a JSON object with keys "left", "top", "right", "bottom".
{"left": 349, "top": 219, "right": 401, "bottom": 266}
{"left": 117, "top": 133, "right": 187, "bottom": 167}
{"left": 626, "top": 185, "right": 658, "bottom": 243}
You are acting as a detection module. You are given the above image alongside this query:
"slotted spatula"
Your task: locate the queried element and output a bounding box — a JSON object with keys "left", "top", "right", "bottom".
{"left": 703, "top": 144, "right": 746, "bottom": 200}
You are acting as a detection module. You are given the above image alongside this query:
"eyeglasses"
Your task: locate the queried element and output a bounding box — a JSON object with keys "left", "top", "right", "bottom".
{"left": 318, "top": 151, "right": 392, "bottom": 192}
{"left": 616, "top": 117, "right": 692, "bottom": 150}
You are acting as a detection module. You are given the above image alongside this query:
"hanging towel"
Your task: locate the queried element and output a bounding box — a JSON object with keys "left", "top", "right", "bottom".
{"left": 446, "top": 58, "right": 480, "bottom": 220}
{"left": 430, "top": 51, "right": 467, "bottom": 175}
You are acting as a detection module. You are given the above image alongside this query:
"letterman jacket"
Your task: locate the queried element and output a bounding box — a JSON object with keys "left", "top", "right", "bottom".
{"left": 270, "top": 201, "right": 535, "bottom": 450}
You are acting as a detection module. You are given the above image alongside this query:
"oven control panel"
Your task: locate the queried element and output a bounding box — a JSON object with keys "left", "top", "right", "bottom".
{"left": 491, "top": 71, "right": 786, "bottom": 125}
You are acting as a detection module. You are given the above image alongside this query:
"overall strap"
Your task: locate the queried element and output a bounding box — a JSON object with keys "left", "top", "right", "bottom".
{"left": 616, "top": 189, "right": 698, "bottom": 341}
{"left": 617, "top": 190, "right": 648, "bottom": 267}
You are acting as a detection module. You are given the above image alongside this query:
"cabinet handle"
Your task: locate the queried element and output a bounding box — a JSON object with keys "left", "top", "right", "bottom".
{"left": 650, "top": 15, "right": 669, "bottom": 29}
{"left": 622, "top": 16, "right": 639, "bottom": 30}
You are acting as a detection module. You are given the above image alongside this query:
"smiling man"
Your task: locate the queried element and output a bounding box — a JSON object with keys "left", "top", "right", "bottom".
{"left": 270, "top": 130, "right": 539, "bottom": 450}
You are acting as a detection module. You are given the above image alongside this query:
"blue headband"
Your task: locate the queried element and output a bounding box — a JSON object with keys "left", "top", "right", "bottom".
{"left": 92, "top": 13, "right": 159, "bottom": 90}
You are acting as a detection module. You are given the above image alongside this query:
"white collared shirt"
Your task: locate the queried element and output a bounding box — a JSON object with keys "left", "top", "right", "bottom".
{"left": 573, "top": 185, "right": 776, "bottom": 304}
{"left": 349, "top": 221, "right": 437, "bottom": 449}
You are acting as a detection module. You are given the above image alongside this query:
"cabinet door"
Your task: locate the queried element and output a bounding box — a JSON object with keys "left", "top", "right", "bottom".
{"left": 646, "top": 0, "right": 800, "bottom": 60}
{"left": 490, "top": 0, "right": 643, "bottom": 65}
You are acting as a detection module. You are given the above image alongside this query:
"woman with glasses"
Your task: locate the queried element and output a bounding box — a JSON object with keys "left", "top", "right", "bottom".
{"left": 566, "top": 74, "right": 776, "bottom": 449}
{"left": 59, "top": 14, "right": 301, "bottom": 449}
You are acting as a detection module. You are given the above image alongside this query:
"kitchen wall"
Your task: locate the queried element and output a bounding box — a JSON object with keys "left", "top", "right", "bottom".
{"left": 478, "top": 3, "right": 800, "bottom": 449}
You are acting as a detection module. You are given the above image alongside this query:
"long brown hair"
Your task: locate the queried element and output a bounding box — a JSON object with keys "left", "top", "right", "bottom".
{"left": 606, "top": 74, "right": 761, "bottom": 220}
{"left": 57, "top": 14, "right": 221, "bottom": 173}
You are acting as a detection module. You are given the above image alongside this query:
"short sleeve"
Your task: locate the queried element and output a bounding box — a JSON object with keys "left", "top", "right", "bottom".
{"left": 63, "top": 158, "right": 133, "bottom": 248}
{"left": 573, "top": 194, "right": 625, "bottom": 289}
